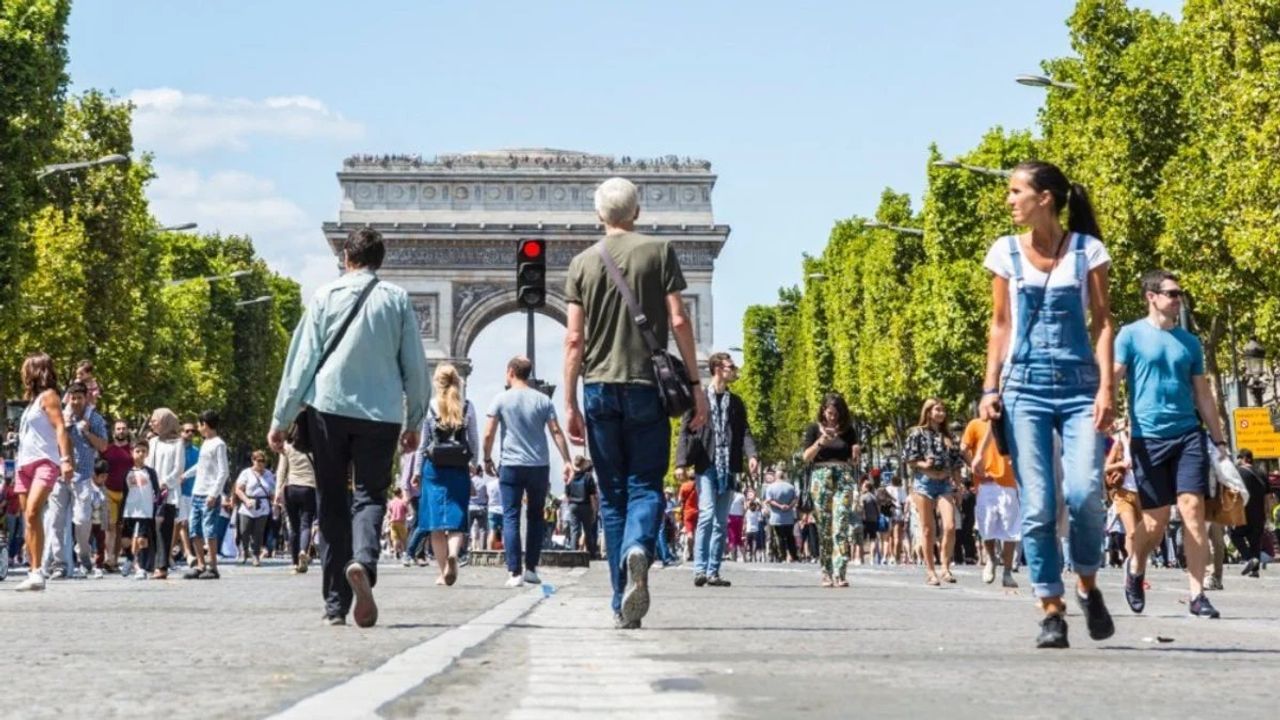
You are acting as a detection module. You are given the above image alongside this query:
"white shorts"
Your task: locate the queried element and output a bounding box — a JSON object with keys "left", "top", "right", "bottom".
{"left": 179, "top": 494, "right": 193, "bottom": 523}
{"left": 976, "top": 483, "right": 1021, "bottom": 542}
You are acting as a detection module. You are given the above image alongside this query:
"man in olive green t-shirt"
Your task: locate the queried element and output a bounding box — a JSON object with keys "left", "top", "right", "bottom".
{"left": 563, "top": 177, "right": 708, "bottom": 630}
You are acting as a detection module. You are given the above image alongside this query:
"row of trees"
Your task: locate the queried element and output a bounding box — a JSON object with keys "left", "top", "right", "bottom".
{"left": 1, "top": 2, "right": 303, "bottom": 455}
{"left": 738, "top": 0, "right": 1280, "bottom": 465}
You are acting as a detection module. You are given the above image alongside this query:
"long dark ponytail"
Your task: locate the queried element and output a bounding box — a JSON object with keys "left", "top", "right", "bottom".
{"left": 1014, "top": 160, "right": 1103, "bottom": 241}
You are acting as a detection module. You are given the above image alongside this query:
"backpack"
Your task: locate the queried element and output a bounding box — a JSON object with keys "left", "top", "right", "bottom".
{"left": 425, "top": 402, "right": 472, "bottom": 469}
{"left": 566, "top": 472, "right": 590, "bottom": 503}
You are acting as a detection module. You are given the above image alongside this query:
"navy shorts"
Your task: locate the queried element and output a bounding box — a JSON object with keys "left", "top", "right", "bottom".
{"left": 1131, "top": 428, "right": 1209, "bottom": 509}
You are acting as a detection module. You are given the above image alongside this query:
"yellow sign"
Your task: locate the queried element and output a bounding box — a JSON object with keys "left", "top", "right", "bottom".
{"left": 1233, "top": 407, "right": 1280, "bottom": 459}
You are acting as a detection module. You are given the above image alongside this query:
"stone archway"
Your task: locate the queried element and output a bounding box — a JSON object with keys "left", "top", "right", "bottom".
{"left": 322, "top": 148, "right": 729, "bottom": 376}
{"left": 452, "top": 284, "right": 569, "bottom": 360}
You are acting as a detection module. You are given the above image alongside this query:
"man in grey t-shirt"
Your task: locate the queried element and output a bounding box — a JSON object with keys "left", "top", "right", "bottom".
{"left": 763, "top": 471, "right": 799, "bottom": 562}
{"left": 482, "top": 356, "right": 572, "bottom": 588}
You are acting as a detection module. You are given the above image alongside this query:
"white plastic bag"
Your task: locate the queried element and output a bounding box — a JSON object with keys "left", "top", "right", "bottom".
{"left": 1207, "top": 442, "right": 1250, "bottom": 506}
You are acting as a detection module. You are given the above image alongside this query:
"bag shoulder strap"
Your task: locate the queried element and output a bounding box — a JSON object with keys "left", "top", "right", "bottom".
{"left": 316, "top": 276, "right": 380, "bottom": 375}
{"left": 595, "top": 240, "right": 663, "bottom": 354}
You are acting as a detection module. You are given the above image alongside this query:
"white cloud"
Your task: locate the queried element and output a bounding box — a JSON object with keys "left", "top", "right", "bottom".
{"left": 129, "top": 87, "right": 364, "bottom": 156}
{"left": 148, "top": 164, "right": 336, "bottom": 300}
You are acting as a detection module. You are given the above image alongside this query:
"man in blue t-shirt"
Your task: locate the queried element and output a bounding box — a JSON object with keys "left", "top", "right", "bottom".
{"left": 482, "top": 356, "right": 573, "bottom": 589}
{"left": 1114, "top": 269, "right": 1230, "bottom": 620}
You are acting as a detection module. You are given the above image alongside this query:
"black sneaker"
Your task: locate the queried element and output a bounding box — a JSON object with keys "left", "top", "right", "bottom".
{"left": 706, "top": 575, "right": 731, "bottom": 587}
{"left": 199, "top": 568, "right": 220, "bottom": 580}
{"left": 1124, "top": 558, "right": 1145, "bottom": 614}
{"left": 613, "top": 613, "right": 641, "bottom": 630}
{"left": 1189, "top": 593, "right": 1221, "bottom": 619}
{"left": 1076, "top": 588, "right": 1116, "bottom": 640}
{"left": 324, "top": 615, "right": 346, "bottom": 626}
{"left": 693, "top": 573, "right": 707, "bottom": 587}
{"left": 182, "top": 567, "right": 205, "bottom": 580}
{"left": 1036, "top": 613, "right": 1069, "bottom": 649}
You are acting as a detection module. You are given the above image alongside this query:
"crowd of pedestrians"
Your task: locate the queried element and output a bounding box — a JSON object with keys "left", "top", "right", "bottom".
{"left": 5, "top": 167, "right": 1278, "bottom": 652}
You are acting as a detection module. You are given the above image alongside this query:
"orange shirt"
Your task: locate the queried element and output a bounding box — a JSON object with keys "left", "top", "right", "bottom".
{"left": 961, "top": 419, "right": 1015, "bottom": 489}
{"left": 678, "top": 480, "right": 698, "bottom": 518}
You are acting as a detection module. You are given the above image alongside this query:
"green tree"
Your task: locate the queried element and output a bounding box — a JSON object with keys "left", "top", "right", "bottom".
{"left": 0, "top": 0, "right": 70, "bottom": 309}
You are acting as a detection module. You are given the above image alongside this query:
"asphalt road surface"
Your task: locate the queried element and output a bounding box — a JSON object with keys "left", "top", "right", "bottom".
{"left": 3, "top": 556, "right": 1276, "bottom": 719}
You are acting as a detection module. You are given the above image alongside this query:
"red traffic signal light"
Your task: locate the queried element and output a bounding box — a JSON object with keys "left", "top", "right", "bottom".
{"left": 519, "top": 239, "right": 544, "bottom": 260}
{"left": 516, "top": 238, "right": 547, "bottom": 310}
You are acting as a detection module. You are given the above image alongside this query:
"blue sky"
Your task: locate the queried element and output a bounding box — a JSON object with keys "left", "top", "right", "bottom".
{"left": 67, "top": 1, "right": 1180, "bottom": 483}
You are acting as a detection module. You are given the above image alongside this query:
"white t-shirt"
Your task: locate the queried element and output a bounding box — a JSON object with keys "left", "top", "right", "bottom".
{"left": 982, "top": 233, "right": 1111, "bottom": 364}
{"left": 745, "top": 509, "right": 763, "bottom": 532}
{"left": 191, "top": 436, "right": 229, "bottom": 498}
{"left": 123, "top": 467, "right": 156, "bottom": 519}
{"left": 728, "top": 492, "right": 746, "bottom": 517}
{"left": 236, "top": 468, "right": 276, "bottom": 519}
{"left": 486, "top": 476, "right": 502, "bottom": 514}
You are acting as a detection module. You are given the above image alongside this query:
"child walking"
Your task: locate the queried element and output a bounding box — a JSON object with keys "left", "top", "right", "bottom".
{"left": 122, "top": 442, "right": 160, "bottom": 580}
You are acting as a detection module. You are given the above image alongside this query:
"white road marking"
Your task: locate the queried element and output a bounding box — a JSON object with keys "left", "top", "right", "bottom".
{"left": 266, "top": 569, "right": 585, "bottom": 720}
{"left": 508, "top": 593, "right": 725, "bottom": 719}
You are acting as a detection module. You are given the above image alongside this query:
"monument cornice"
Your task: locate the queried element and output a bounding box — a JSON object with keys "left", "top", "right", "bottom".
{"left": 342, "top": 150, "right": 714, "bottom": 175}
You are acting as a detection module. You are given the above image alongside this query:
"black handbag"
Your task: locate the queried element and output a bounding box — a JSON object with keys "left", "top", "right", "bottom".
{"left": 287, "top": 276, "right": 379, "bottom": 453}
{"left": 595, "top": 241, "right": 695, "bottom": 418}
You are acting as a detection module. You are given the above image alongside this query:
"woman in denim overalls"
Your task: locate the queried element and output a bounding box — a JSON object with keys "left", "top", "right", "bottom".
{"left": 978, "top": 161, "right": 1117, "bottom": 649}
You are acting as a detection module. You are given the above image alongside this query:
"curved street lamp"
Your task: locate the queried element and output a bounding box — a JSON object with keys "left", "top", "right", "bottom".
{"left": 155, "top": 222, "right": 198, "bottom": 233}
{"left": 1015, "top": 74, "right": 1079, "bottom": 91}
{"left": 167, "top": 269, "right": 251, "bottom": 287}
{"left": 235, "top": 295, "right": 273, "bottom": 307}
{"left": 865, "top": 220, "right": 924, "bottom": 237}
{"left": 36, "top": 153, "right": 129, "bottom": 180}
{"left": 932, "top": 160, "right": 1011, "bottom": 179}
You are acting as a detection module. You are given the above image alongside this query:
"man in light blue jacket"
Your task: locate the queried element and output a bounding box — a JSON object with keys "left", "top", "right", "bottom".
{"left": 269, "top": 227, "right": 429, "bottom": 628}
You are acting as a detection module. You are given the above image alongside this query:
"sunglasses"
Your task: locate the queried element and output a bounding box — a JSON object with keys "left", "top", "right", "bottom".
{"left": 1153, "top": 289, "right": 1184, "bottom": 299}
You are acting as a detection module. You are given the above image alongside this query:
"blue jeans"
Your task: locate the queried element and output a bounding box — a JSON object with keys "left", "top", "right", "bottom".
{"left": 1002, "top": 365, "right": 1106, "bottom": 598}
{"left": 583, "top": 383, "right": 670, "bottom": 614}
{"left": 694, "top": 468, "right": 732, "bottom": 577}
{"left": 655, "top": 516, "right": 673, "bottom": 564}
{"left": 499, "top": 465, "right": 549, "bottom": 574}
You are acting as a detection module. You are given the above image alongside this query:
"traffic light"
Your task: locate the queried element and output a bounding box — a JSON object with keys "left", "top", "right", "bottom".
{"left": 516, "top": 238, "right": 546, "bottom": 309}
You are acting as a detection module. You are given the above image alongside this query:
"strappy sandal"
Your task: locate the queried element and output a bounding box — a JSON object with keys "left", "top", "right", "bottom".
{"left": 820, "top": 575, "right": 834, "bottom": 588}
{"left": 835, "top": 578, "right": 850, "bottom": 588}
{"left": 926, "top": 574, "right": 941, "bottom": 586}
{"left": 941, "top": 570, "right": 957, "bottom": 584}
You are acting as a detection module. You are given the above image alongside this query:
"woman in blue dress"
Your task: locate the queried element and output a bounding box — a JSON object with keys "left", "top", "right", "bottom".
{"left": 411, "top": 363, "right": 479, "bottom": 586}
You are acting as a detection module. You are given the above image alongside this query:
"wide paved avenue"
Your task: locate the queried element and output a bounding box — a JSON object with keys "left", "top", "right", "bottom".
{"left": 3, "top": 559, "right": 1275, "bottom": 719}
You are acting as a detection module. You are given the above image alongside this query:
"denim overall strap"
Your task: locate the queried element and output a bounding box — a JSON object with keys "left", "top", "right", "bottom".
{"left": 1073, "top": 233, "right": 1085, "bottom": 286}
{"left": 1007, "top": 236, "right": 1024, "bottom": 289}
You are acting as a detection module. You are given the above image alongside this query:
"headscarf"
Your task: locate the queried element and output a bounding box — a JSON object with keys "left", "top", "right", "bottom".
{"left": 150, "top": 407, "right": 180, "bottom": 441}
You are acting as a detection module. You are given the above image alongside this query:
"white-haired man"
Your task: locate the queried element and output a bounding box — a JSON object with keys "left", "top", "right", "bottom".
{"left": 564, "top": 177, "right": 708, "bottom": 629}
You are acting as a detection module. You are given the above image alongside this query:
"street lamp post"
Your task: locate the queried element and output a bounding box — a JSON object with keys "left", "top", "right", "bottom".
{"left": 36, "top": 154, "right": 129, "bottom": 180}
{"left": 235, "top": 295, "right": 273, "bottom": 308}
{"left": 932, "top": 160, "right": 1011, "bottom": 179}
{"left": 1014, "top": 74, "right": 1080, "bottom": 91}
{"left": 1243, "top": 339, "right": 1267, "bottom": 407}
{"left": 155, "top": 222, "right": 198, "bottom": 233}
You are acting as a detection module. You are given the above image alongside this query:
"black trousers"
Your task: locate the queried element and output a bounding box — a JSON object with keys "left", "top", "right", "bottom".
{"left": 285, "top": 485, "right": 318, "bottom": 565}
{"left": 152, "top": 504, "right": 177, "bottom": 570}
{"left": 565, "top": 502, "right": 598, "bottom": 556}
{"left": 1230, "top": 490, "right": 1267, "bottom": 562}
{"left": 309, "top": 410, "right": 400, "bottom": 617}
{"left": 773, "top": 524, "right": 799, "bottom": 562}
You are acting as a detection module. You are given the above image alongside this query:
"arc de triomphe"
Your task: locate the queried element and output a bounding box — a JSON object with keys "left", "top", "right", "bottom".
{"left": 322, "top": 148, "right": 730, "bottom": 377}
